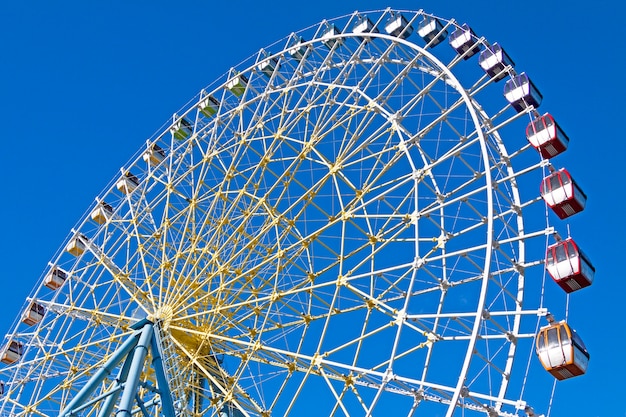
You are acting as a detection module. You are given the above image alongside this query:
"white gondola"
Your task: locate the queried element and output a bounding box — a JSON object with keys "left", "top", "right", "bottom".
{"left": 90, "top": 201, "right": 114, "bottom": 224}
{"left": 226, "top": 71, "right": 249, "bottom": 97}
{"left": 384, "top": 12, "right": 413, "bottom": 39}
{"left": 22, "top": 301, "right": 45, "bottom": 326}
{"left": 352, "top": 14, "right": 378, "bottom": 41}
{"left": 478, "top": 42, "right": 514, "bottom": 81}
{"left": 540, "top": 168, "right": 587, "bottom": 219}
{"left": 536, "top": 320, "right": 589, "bottom": 380}
{"left": 0, "top": 380, "right": 4, "bottom": 396}
{"left": 170, "top": 116, "right": 193, "bottom": 140}
{"left": 287, "top": 35, "right": 308, "bottom": 61}
{"left": 256, "top": 53, "right": 279, "bottom": 78}
{"left": 525, "top": 113, "right": 569, "bottom": 159}
{"left": 546, "top": 238, "right": 595, "bottom": 293}
{"left": 503, "top": 73, "right": 542, "bottom": 113}
{"left": 116, "top": 171, "right": 140, "bottom": 195}
{"left": 0, "top": 341, "right": 23, "bottom": 365}
{"left": 449, "top": 23, "right": 481, "bottom": 59}
{"left": 417, "top": 17, "right": 447, "bottom": 47}
{"left": 198, "top": 94, "right": 220, "bottom": 118}
{"left": 65, "top": 233, "right": 87, "bottom": 257}
{"left": 320, "top": 22, "right": 341, "bottom": 48}
{"left": 44, "top": 266, "right": 68, "bottom": 290}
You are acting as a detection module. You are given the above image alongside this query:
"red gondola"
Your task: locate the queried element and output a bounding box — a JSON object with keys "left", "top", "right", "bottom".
{"left": 526, "top": 113, "right": 569, "bottom": 159}
{"left": 478, "top": 42, "right": 514, "bottom": 81}
{"left": 536, "top": 320, "right": 589, "bottom": 380}
{"left": 546, "top": 238, "right": 595, "bottom": 293}
{"left": 0, "top": 341, "right": 23, "bottom": 365}
{"left": 503, "top": 72, "right": 542, "bottom": 113}
{"left": 540, "top": 169, "right": 587, "bottom": 219}
{"left": 21, "top": 301, "right": 45, "bottom": 326}
{"left": 449, "top": 23, "right": 481, "bottom": 59}
{"left": 44, "top": 266, "right": 68, "bottom": 290}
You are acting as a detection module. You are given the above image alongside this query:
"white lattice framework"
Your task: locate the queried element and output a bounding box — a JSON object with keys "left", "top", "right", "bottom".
{"left": 0, "top": 9, "right": 576, "bottom": 417}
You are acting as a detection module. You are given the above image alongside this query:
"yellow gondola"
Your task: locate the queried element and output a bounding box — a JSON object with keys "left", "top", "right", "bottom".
{"left": 535, "top": 320, "right": 589, "bottom": 380}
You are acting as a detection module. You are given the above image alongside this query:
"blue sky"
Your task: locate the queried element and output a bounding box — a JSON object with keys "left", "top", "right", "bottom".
{"left": 0, "top": 1, "right": 623, "bottom": 416}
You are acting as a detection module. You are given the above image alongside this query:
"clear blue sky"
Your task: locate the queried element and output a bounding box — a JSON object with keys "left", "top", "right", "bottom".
{"left": 0, "top": 1, "right": 623, "bottom": 416}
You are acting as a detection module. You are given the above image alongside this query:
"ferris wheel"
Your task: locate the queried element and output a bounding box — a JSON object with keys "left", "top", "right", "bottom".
{"left": 0, "top": 8, "right": 593, "bottom": 417}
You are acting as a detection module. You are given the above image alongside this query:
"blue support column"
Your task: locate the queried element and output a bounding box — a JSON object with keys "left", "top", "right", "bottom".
{"left": 115, "top": 323, "right": 153, "bottom": 417}
{"left": 97, "top": 347, "right": 135, "bottom": 417}
{"left": 150, "top": 329, "right": 177, "bottom": 417}
{"left": 59, "top": 319, "right": 179, "bottom": 417}
{"left": 60, "top": 331, "right": 141, "bottom": 417}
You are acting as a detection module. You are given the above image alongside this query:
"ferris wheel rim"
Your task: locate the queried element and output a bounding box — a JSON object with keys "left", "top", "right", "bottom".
{"left": 0, "top": 8, "right": 571, "bottom": 417}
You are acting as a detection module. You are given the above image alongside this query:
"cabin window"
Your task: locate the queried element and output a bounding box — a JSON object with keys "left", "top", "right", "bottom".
{"left": 559, "top": 325, "right": 571, "bottom": 346}
{"left": 537, "top": 333, "right": 546, "bottom": 352}
{"left": 8, "top": 342, "right": 22, "bottom": 355}
{"left": 531, "top": 118, "right": 543, "bottom": 133}
{"left": 571, "top": 330, "right": 588, "bottom": 353}
{"left": 547, "top": 328, "right": 559, "bottom": 349}
{"left": 555, "top": 245, "right": 567, "bottom": 263}
{"left": 546, "top": 250, "right": 554, "bottom": 265}
{"left": 548, "top": 174, "right": 561, "bottom": 191}
{"left": 567, "top": 242, "right": 577, "bottom": 259}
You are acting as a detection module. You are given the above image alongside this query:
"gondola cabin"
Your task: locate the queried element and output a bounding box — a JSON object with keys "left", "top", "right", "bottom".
{"left": 170, "top": 117, "right": 192, "bottom": 140}
{"left": 536, "top": 321, "right": 589, "bottom": 380}
{"left": 90, "top": 201, "right": 114, "bottom": 224}
{"left": 0, "top": 380, "right": 4, "bottom": 396}
{"left": 143, "top": 143, "right": 166, "bottom": 166}
{"left": 199, "top": 95, "right": 220, "bottom": 118}
{"left": 226, "top": 72, "right": 248, "bottom": 97}
{"left": 44, "top": 267, "right": 68, "bottom": 290}
{"left": 503, "top": 73, "right": 543, "bottom": 113}
{"left": 449, "top": 23, "right": 481, "bottom": 59}
{"left": 320, "top": 23, "right": 341, "bottom": 48}
{"left": 478, "top": 43, "right": 514, "bottom": 81}
{"left": 525, "top": 113, "right": 569, "bottom": 159}
{"left": 546, "top": 238, "right": 595, "bottom": 293}
{"left": 384, "top": 12, "right": 413, "bottom": 39}
{"left": 22, "top": 302, "right": 45, "bottom": 326}
{"left": 116, "top": 172, "right": 140, "bottom": 194}
{"left": 65, "top": 234, "right": 87, "bottom": 257}
{"left": 540, "top": 169, "right": 587, "bottom": 219}
{"left": 288, "top": 35, "right": 307, "bottom": 61}
{"left": 257, "top": 56, "right": 278, "bottom": 78}
{"left": 352, "top": 15, "right": 378, "bottom": 41}
{"left": 0, "top": 341, "right": 23, "bottom": 365}
{"left": 417, "top": 17, "right": 448, "bottom": 47}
